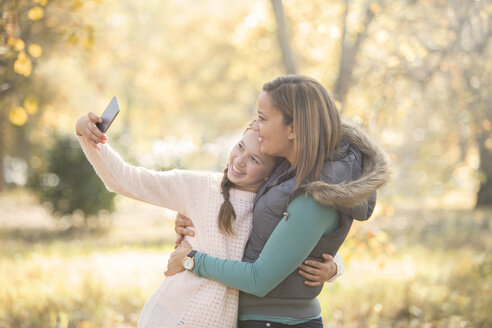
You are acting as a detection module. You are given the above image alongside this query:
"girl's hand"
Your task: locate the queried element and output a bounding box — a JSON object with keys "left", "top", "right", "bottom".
{"left": 76, "top": 112, "right": 107, "bottom": 149}
{"left": 174, "top": 213, "right": 195, "bottom": 248}
{"left": 165, "top": 240, "right": 193, "bottom": 277}
{"left": 299, "top": 253, "right": 338, "bottom": 286}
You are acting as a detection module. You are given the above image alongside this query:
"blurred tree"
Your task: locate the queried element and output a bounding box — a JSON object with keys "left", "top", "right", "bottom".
{"left": 72, "top": 0, "right": 286, "bottom": 154}
{"left": 333, "top": 0, "right": 384, "bottom": 107}
{"left": 1, "top": 0, "right": 488, "bottom": 208}
{"left": 270, "top": 0, "right": 297, "bottom": 74}
{"left": 0, "top": 0, "right": 99, "bottom": 191}
{"left": 289, "top": 0, "right": 490, "bottom": 206}
{"left": 28, "top": 133, "right": 116, "bottom": 219}
{"left": 372, "top": 0, "right": 492, "bottom": 207}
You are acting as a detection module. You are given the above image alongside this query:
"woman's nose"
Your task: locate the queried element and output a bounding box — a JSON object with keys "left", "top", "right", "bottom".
{"left": 252, "top": 120, "right": 260, "bottom": 131}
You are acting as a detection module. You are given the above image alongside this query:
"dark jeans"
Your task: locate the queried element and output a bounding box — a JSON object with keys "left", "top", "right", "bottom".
{"left": 238, "top": 317, "right": 323, "bottom": 328}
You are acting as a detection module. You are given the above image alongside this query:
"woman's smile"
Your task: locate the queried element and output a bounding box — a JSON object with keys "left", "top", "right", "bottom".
{"left": 254, "top": 91, "right": 294, "bottom": 162}
{"left": 257, "top": 133, "right": 265, "bottom": 143}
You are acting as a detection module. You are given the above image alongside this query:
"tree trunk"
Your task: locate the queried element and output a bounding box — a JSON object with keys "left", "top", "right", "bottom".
{"left": 334, "top": 1, "right": 376, "bottom": 105}
{"left": 0, "top": 97, "right": 8, "bottom": 192}
{"left": 270, "top": 0, "right": 297, "bottom": 74}
{"left": 0, "top": 132, "right": 5, "bottom": 192}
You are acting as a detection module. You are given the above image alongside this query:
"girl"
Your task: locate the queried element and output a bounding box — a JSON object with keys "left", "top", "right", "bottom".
{"left": 75, "top": 116, "right": 339, "bottom": 327}
{"left": 168, "top": 75, "right": 391, "bottom": 327}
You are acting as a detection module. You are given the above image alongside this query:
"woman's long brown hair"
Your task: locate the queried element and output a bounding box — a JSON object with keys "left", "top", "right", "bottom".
{"left": 263, "top": 75, "right": 342, "bottom": 187}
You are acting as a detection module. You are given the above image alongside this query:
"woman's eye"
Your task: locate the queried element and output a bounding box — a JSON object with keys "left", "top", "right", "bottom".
{"left": 238, "top": 143, "right": 244, "bottom": 150}
{"left": 251, "top": 157, "right": 259, "bottom": 165}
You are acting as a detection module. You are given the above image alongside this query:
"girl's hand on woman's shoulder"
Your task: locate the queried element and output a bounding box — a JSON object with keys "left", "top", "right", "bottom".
{"left": 76, "top": 112, "right": 107, "bottom": 150}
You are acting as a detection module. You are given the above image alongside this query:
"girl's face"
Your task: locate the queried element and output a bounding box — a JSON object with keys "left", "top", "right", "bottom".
{"left": 227, "top": 129, "right": 277, "bottom": 192}
{"left": 254, "top": 91, "right": 295, "bottom": 163}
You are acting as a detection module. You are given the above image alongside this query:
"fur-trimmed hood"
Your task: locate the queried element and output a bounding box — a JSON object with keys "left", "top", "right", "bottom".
{"left": 298, "top": 120, "right": 392, "bottom": 221}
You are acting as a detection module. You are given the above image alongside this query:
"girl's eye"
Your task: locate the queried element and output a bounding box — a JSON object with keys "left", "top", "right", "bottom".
{"left": 251, "top": 157, "right": 259, "bottom": 165}
{"left": 258, "top": 116, "right": 265, "bottom": 121}
{"left": 238, "top": 143, "right": 244, "bottom": 150}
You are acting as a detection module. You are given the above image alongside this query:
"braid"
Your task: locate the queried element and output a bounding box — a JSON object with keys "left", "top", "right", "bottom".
{"left": 218, "top": 167, "right": 237, "bottom": 235}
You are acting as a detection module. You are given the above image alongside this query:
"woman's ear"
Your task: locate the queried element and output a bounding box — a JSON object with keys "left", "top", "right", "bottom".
{"left": 287, "top": 124, "right": 295, "bottom": 140}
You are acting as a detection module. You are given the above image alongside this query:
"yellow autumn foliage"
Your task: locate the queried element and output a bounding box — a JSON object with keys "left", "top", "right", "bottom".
{"left": 72, "top": 0, "right": 84, "bottom": 10}
{"left": 9, "top": 107, "right": 29, "bottom": 126}
{"left": 67, "top": 32, "right": 79, "bottom": 45}
{"left": 28, "top": 44, "right": 43, "bottom": 58}
{"left": 13, "top": 51, "right": 32, "bottom": 76}
{"left": 8, "top": 37, "right": 25, "bottom": 51}
{"left": 28, "top": 6, "right": 44, "bottom": 21}
{"left": 24, "top": 97, "right": 39, "bottom": 115}
{"left": 34, "top": 0, "right": 49, "bottom": 6}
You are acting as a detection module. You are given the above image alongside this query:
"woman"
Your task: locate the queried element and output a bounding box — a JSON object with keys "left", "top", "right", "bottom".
{"left": 75, "top": 115, "right": 338, "bottom": 327}
{"left": 168, "top": 74, "right": 391, "bottom": 327}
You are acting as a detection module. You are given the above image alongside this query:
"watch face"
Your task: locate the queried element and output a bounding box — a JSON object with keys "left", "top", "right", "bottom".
{"left": 183, "top": 257, "right": 193, "bottom": 270}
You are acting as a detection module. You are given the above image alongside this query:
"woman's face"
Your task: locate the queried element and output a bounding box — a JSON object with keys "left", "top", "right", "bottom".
{"left": 227, "top": 129, "right": 277, "bottom": 192}
{"left": 254, "top": 91, "right": 295, "bottom": 162}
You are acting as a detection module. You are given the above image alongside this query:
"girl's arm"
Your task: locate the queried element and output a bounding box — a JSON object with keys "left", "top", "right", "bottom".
{"left": 76, "top": 114, "right": 208, "bottom": 216}
{"left": 189, "top": 194, "right": 339, "bottom": 297}
{"left": 330, "top": 253, "right": 344, "bottom": 282}
{"left": 298, "top": 252, "right": 344, "bottom": 286}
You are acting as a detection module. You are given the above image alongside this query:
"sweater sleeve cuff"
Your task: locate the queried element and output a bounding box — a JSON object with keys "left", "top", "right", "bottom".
{"left": 326, "top": 252, "right": 344, "bottom": 283}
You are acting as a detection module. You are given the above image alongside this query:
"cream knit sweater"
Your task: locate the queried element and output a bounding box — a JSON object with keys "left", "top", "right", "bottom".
{"left": 78, "top": 136, "right": 256, "bottom": 328}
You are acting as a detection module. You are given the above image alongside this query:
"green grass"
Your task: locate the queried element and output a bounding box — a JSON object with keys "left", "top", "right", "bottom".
{"left": 0, "top": 193, "right": 490, "bottom": 327}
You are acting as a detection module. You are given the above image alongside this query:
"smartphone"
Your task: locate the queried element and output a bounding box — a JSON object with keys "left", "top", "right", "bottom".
{"left": 96, "top": 96, "right": 120, "bottom": 133}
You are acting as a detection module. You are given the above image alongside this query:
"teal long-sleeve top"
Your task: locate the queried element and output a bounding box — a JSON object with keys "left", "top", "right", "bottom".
{"left": 191, "top": 194, "right": 339, "bottom": 297}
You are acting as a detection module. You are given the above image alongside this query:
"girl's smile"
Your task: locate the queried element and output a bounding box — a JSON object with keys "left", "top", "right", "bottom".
{"left": 227, "top": 129, "right": 277, "bottom": 193}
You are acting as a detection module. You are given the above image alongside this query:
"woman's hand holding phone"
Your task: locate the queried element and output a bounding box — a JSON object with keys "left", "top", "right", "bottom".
{"left": 76, "top": 112, "right": 107, "bottom": 150}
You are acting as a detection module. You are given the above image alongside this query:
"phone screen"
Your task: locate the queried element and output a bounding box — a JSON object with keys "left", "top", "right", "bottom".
{"left": 96, "top": 96, "right": 120, "bottom": 133}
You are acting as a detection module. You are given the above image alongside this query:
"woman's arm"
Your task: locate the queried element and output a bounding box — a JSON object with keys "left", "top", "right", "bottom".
{"left": 173, "top": 213, "right": 343, "bottom": 283}
{"left": 188, "top": 194, "right": 339, "bottom": 297}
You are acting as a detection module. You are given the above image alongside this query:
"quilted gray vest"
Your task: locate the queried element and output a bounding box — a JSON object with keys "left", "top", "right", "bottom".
{"left": 242, "top": 139, "right": 374, "bottom": 299}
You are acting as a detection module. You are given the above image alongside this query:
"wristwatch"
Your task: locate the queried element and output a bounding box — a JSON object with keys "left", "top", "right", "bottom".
{"left": 183, "top": 250, "right": 197, "bottom": 271}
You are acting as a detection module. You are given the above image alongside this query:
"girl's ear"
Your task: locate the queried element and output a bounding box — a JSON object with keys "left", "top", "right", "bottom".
{"left": 287, "top": 123, "right": 295, "bottom": 141}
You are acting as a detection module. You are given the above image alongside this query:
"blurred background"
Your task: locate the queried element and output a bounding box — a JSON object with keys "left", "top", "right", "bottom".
{"left": 1, "top": 0, "right": 491, "bottom": 327}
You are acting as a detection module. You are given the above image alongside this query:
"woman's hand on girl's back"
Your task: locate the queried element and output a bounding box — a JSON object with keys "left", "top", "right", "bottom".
{"left": 76, "top": 112, "right": 107, "bottom": 150}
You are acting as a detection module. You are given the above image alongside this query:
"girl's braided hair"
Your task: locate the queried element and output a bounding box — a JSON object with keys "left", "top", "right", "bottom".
{"left": 218, "top": 120, "right": 257, "bottom": 235}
